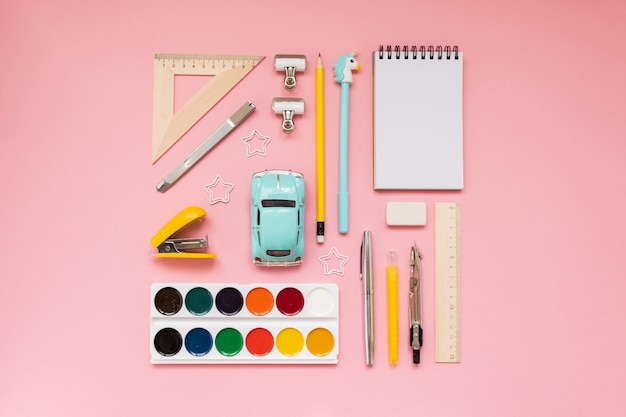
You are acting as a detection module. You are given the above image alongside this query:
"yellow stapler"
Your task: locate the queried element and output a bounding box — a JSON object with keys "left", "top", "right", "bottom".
{"left": 150, "top": 206, "right": 216, "bottom": 258}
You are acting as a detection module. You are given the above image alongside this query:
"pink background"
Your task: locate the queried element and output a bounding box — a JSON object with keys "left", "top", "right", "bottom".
{"left": 2, "top": 0, "right": 625, "bottom": 415}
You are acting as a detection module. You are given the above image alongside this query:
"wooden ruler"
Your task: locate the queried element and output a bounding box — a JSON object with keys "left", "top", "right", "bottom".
{"left": 152, "top": 53, "right": 265, "bottom": 163}
{"left": 434, "top": 202, "right": 461, "bottom": 363}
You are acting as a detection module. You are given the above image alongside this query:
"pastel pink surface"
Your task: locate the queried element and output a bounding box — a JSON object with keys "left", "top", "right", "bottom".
{"left": 2, "top": 0, "right": 626, "bottom": 416}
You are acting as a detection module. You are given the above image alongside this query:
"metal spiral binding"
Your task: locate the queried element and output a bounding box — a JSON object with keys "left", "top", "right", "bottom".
{"left": 378, "top": 44, "right": 459, "bottom": 60}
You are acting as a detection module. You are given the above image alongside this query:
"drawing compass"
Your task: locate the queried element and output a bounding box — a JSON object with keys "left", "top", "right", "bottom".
{"left": 409, "top": 244, "right": 423, "bottom": 364}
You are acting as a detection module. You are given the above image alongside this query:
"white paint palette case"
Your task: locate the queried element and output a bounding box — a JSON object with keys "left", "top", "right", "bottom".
{"left": 150, "top": 283, "right": 339, "bottom": 364}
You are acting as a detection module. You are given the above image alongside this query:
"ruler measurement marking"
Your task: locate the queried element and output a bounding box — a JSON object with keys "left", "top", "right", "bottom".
{"left": 435, "top": 202, "right": 461, "bottom": 363}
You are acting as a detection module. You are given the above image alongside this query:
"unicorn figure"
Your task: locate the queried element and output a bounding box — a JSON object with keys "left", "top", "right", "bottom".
{"left": 334, "top": 50, "right": 360, "bottom": 84}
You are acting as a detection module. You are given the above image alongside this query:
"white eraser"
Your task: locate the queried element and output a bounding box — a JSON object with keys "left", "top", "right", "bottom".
{"left": 386, "top": 202, "right": 427, "bottom": 226}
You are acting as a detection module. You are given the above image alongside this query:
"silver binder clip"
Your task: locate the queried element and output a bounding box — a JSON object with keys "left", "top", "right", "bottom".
{"left": 272, "top": 98, "right": 305, "bottom": 134}
{"left": 274, "top": 54, "right": 307, "bottom": 91}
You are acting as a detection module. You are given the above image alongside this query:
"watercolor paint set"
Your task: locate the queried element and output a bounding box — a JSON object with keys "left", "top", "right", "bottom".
{"left": 150, "top": 283, "right": 339, "bottom": 364}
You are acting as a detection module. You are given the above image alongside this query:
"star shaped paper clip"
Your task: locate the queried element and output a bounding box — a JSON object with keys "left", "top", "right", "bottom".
{"left": 241, "top": 130, "right": 271, "bottom": 157}
{"left": 204, "top": 175, "right": 234, "bottom": 204}
{"left": 319, "top": 247, "right": 349, "bottom": 276}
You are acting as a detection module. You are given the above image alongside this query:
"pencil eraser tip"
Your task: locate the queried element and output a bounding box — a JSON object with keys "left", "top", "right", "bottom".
{"left": 316, "top": 223, "right": 324, "bottom": 243}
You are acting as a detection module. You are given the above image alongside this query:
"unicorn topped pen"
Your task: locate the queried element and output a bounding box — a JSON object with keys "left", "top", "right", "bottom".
{"left": 334, "top": 50, "right": 360, "bottom": 234}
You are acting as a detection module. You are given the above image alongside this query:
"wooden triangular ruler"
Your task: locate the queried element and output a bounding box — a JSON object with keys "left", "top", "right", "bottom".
{"left": 152, "top": 53, "right": 265, "bottom": 163}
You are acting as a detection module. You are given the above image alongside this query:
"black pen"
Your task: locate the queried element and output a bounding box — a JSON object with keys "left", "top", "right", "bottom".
{"left": 409, "top": 244, "right": 423, "bottom": 364}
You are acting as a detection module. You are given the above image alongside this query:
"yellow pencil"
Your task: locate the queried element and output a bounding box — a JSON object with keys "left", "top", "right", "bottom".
{"left": 315, "top": 53, "right": 325, "bottom": 243}
{"left": 387, "top": 251, "right": 399, "bottom": 365}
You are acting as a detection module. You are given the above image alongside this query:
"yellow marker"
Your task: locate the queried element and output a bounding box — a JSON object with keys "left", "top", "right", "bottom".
{"left": 387, "top": 251, "right": 399, "bottom": 365}
{"left": 315, "top": 53, "right": 326, "bottom": 243}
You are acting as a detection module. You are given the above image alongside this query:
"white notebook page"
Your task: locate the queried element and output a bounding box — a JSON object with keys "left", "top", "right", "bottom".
{"left": 373, "top": 47, "right": 464, "bottom": 190}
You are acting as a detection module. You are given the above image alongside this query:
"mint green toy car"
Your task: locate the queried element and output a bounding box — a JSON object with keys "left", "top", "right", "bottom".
{"left": 251, "top": 170, "right": 305, "bottom": 266}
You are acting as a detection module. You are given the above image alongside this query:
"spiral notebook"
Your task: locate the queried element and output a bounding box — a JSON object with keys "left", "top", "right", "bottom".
{"left": 373, "top": 45, "right": 464, "bottom": 190}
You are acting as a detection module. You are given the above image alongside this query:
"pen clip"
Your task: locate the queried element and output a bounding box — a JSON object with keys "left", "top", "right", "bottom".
{"left": 360, "top": 240, "right": 364, "bottom": 280}
{"left": 361, "top": 231, "right": 372, "bottom": 287}
{"left": 361, "top": 230, "right": 374, "bottom": 365}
